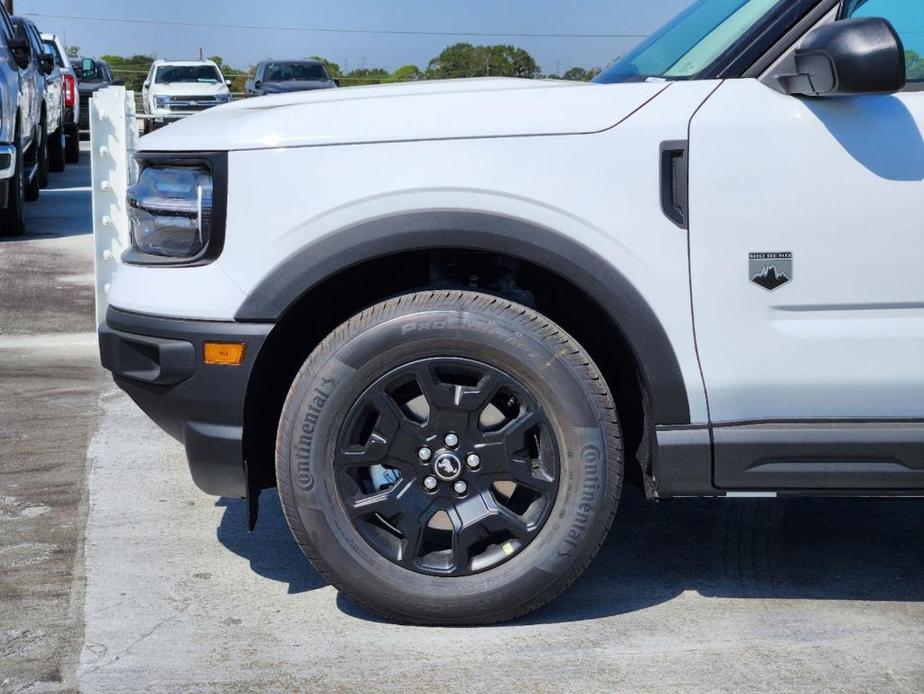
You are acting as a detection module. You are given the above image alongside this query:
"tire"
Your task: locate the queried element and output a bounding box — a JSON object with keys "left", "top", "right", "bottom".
{"left": 25, "top": 129, "right": 41, "bottom": 203}
{"left": 0, "top": 129, "right": 26, "bottom": 236}
{"left": 37, "top": 119, "right": 49, "bottom": 188}
{"left": 65, "top": 125, "right": 80, "bottom": 164}
{"left": 276, "top": 290, "right": 623, "bottom": 625}
{"left": 48, "top": 121, "right": 65, "bottom": 173}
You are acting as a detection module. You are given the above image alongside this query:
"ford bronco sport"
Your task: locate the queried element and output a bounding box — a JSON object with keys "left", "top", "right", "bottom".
{"left": 99, "top": 0, "right": 924, "bottom": 625}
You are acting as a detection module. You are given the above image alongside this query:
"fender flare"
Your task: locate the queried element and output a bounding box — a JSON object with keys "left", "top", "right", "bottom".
{"left": 235, "top": 211, "right": 691, "bottom": 425}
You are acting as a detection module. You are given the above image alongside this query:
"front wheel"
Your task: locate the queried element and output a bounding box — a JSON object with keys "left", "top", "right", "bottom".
{"left": 64, "top": 125, "right": 80, "bottom": 164}
{"left": 37, "top": 120, "right": 49, "bottom": 188}
{"left": 276, "top": 291, "right": 623, "bottom": 625}
{"left": 48, "top": 122, "right": 65, "bottom": 172}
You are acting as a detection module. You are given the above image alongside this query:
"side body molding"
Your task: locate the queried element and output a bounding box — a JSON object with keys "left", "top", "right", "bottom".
{"left": 234, "top": 211, "right": 692, "bottom": 425}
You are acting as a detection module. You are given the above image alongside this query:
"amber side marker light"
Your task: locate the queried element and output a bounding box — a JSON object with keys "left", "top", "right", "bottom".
{"left": 203, "top": 341, "right": 247, "bottom": 366}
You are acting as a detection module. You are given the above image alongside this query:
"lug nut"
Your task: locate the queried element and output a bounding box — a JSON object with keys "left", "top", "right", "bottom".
{"left": 417, "top": 446, "right": 432, "bottom": 461}
{"left": 423, "top": 476, "right": 438, "bottom": 491}
{"left": 465, "top": 453, "right": 481, "bottom": 469}
{"left": 444, "top": 433, "right": 460, "bottom": 448}
{"left": 453, "top": 480, "right": 468, "bottom": 495}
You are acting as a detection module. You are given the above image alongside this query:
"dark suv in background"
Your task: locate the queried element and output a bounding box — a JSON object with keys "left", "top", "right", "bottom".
{"left": 244, "top": 60, "right": 337, "bottom": 96}
{"left": 74, "top": 57, "right": 114, "bottom": 134}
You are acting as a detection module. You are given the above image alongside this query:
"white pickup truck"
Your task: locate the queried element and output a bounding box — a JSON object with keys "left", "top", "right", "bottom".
{"left": 98, "top": 0, "right": 923, "bottom": 625}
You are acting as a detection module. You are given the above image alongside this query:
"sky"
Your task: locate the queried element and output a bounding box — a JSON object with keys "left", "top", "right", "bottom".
{"left": 16, "top": 0, "right": 693, "bottom": 74}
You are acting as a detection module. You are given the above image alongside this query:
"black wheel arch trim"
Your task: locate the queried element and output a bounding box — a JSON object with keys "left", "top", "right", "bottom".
{"left": 234, "top": 210, "right": 692, "bottom": 426}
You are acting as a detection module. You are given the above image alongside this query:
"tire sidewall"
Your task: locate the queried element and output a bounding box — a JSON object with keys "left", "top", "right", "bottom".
{"left": 278, "top": 297, "right": 618, "bottom": 622}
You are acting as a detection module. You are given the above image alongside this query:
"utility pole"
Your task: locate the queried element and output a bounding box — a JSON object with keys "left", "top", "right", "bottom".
{"left": 198, "top": 47, "right": 203, "bottom": 60}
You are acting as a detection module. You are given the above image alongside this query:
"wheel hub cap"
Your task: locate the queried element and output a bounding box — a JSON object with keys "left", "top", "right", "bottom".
{"left": 433, "top": 451, "right": 463, "bottom": 482}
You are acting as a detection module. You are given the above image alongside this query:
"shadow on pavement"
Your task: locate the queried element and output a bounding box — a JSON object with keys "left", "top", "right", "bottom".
{"left": 0, "top": 150, "right": 92, "bottom": 243}
{"left": 215, "top": 490, "right": 326, "bottom": 594}
{"left": 520, "top": 487, "right": 924, "bottom": 625}
{"left": 216, "top": 484, "right": 923, "bottom": 623}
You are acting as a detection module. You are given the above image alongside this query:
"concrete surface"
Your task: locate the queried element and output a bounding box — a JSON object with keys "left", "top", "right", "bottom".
{"left": 2, "top": 143, "right": 924, "bottom": 693}
{"left": 0, "top": 146, "right": 99, "bottom": 693}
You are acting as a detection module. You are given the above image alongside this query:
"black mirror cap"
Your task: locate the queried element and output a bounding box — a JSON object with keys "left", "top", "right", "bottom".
{"left": 38, "top": 53, "right": 54, "bottom": 74}
{"left": 780, "top": 17, "right": 906, "bottom": 97}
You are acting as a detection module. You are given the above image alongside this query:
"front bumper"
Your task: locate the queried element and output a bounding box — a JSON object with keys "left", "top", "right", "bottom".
{"left": 99, "top": 307, "right": 273, "bottom": 497}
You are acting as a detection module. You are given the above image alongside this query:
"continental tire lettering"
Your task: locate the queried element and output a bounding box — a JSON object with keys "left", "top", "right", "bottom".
{"left": 400, "top": 318, "right": 542, "bottom": 362}
{"left": 294, "top": 377, "right": 336, "bottom": 492}
{"left": 558, "top": 444, "right": 602, "bottom": 557}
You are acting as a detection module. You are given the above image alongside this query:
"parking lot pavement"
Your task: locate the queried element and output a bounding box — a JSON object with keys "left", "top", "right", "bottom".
{"left": 1, "top": 144, "right": 99, "bottom": 692}
{"left": 3, "top": 145, "right": 924, "bottom": 693}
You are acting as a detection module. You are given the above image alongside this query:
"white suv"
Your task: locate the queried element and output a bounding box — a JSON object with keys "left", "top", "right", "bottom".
{"left": 99, "top": 0, "right": 924, "bottom": 626}
{"left": 141, "top": 59, "right": 231, "bottom": 134}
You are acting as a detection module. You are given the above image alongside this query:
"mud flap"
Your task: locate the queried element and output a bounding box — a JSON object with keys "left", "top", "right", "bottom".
{"left": 244, "top": 457, "right": 260, "bottom": 531}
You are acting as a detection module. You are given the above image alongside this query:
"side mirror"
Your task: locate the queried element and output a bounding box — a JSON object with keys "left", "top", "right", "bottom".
{"left": 253, "top": 80, "right": 262, "bottom": 90}
{"left": 143, "top": 81, "right": 150, "bottom": 89}
{"left": 8, "top": 35, "right": 30, "bottom": 70}
{"left": 333, "top": 79, "right": 340, "bottom": 87}
{"left": 778, "top": 17, "right": 906, "bottom": 97}
{"left": 225, "top": 79, "right": 232, "bottom": 87}
{"left": 38, "top": 53, "right": 54, "bottom": 75}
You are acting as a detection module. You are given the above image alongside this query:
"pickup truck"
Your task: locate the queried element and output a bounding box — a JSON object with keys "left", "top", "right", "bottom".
{"left": 41, "top": 32, "right": 80, "bottom": 164}
{"left": 98, "top": 0, "right": 924, "bottom": 625}
{"left": 141, "top": 59, "right": 232, "bottom": 134}
{"left": 0, "top": 6, "right": 43, "bottom": 235}
{"left": 13, "top": 17, "right": 64, "bottom": 179}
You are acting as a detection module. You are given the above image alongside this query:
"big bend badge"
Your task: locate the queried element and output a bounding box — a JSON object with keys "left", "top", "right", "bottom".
{"left": 749, "top": 252, "right": 792, "bottom": 291}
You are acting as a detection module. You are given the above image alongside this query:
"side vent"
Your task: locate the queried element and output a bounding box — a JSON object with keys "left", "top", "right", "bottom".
{"left": 660, "top": 141, "right": 689, "bottom": 229}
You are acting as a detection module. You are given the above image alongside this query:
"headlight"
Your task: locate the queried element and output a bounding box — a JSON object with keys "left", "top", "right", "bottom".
{"left": 215, "top": 94, "right": 231, "bottom": 104}
{"left": 154, "top": 95, "right": 170, "bottom": 109}
{"left": 127, "top": 166, "right": 213, "bottom": 258}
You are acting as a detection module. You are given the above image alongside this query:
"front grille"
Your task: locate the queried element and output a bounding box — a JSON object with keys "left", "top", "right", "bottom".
{"left": 163, "top": 96, "right": 223, "bottom": 113}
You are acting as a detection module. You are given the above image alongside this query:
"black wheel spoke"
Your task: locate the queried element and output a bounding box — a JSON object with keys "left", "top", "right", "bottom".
{"left": 336, "top": 357, "right": 559, "bottom": 577}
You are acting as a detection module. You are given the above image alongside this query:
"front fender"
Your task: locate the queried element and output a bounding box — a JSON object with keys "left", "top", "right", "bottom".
{"left": 235, "top": 210, "right": 692, "bottom": 426}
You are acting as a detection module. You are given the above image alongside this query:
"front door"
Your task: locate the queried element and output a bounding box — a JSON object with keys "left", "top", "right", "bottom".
{"left": 687, "top": 4, "right": 924, "bottom": 487}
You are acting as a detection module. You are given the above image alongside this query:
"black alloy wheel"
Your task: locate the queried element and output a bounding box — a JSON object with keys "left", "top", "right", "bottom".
{"left": 335, "top": 357, "right": 559, "bottom": 576}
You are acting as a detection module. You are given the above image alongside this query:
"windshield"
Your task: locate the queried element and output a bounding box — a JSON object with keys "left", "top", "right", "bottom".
{"left": 263, "top": 62, "right": 329, "bottom": 82}
{"left": 595, "top": 0, "right": 784, "bottom": 83}
{"left": 155, "top": 65, "right": 223, "bottom": 84}
{"left": 42, "top": 39, "right": 65, "bottom": 68}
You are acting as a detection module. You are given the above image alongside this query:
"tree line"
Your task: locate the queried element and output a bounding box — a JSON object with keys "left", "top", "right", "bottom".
{"left": 66, "top": 43, "right": 604, "bottom": 93}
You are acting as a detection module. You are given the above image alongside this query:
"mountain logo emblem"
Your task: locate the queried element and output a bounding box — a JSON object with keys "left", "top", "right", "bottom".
{"left": 749, "top": 252, "right": 792, "bottom": 291}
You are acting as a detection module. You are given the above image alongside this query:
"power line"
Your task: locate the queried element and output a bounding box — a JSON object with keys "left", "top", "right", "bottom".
{"left": 22, "top": 12, "right": 647, "bottom": 40}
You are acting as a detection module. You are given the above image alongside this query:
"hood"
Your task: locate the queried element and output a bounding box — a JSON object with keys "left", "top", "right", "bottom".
{"left": 149, "top": 81, "right": 229, "bottom": 97}
{"left": 139, "top": 77, "right": 668, "bottom": 152}
{"left": 260, "top": 80, "right": 336, "bottom": 94}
